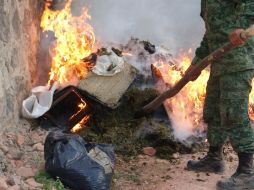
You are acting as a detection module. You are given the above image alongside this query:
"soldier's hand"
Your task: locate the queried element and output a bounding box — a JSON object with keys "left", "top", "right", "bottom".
{"left": 229, "top": 29, "right": 245, "bottom": 46}
{"left": 185, "top": 65, "right": 201, "bottom": 81}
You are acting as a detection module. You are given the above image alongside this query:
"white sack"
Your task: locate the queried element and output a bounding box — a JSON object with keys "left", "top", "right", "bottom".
{"left": 22, "top": 82, "right": 58, "bottom": 119}
{"left": 92, "top": 50, "right": 125, "bottom": 76}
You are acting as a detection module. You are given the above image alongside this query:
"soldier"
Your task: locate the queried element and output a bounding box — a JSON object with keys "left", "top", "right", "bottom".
{"left": 186, "top": 0, "right": 254, "bottom": 190}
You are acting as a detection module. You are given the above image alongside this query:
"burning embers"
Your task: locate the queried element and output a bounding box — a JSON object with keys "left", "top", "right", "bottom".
{"left": 41, "top": 0, "right": 95, "bottom": 86}
{"left": 41, "top": 86, "right": 93, "bottom": 133}
{"left": 38, "top": 0, "right": 254, "bottom": 141}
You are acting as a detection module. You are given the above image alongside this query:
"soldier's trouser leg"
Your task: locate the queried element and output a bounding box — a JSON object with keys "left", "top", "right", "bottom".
{"left": 204, "top": 70, "right": 254, "bottom": 153}
{"left": 219, "top": 71, "right": 254, "bottom": 153}
{"left": 204, "top": 74, "right": 227, "bottom": 147}
{"left": 216, "top": 71, "right": 254, "bottom": 190}
{"left": 186, "top": 74, "right": 226, "bottom": 173}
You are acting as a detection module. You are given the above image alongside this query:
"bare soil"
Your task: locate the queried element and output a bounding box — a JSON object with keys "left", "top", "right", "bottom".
{"left": 0, "top": 120, "right": 239, "bottom": 190}
{"left": 113, "top": 147, "right": 238, "bottom": 190}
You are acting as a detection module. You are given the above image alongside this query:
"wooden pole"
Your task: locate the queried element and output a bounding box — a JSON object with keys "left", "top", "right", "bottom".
{"left": 139, "top": 26, "right": 254, "bottom": 115}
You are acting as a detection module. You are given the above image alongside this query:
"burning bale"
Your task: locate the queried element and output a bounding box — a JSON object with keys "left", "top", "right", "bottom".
{"left": 21, "top": 0, "right": 220, "bottom": 188}
{"left": 78, "top": 48, "right": 138, "bottom": 108}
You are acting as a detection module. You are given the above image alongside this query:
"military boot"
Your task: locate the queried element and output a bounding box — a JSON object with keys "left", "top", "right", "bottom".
{"left": 187, "top": 146, "right": 225, "bottom": 173}
{"left": 217, "top": 153, "right": 254, "bottom": 190}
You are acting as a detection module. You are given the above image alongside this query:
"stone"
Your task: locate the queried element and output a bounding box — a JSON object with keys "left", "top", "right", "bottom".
{"left": 142, "top": 147, "right": 156, "bottom": 157}
{"left": 0, "top": 0, "right": 40, "bottom": 140}
{"left": 11, "top": 175, "right": 21, "bottom": 186}
{"left": 0, "top": 177, "right": 8, "bottom": 190}
{"left": 25, "top": 178, "right": 43, "bottom": 188}
{"left": 6, "top": 176, "right": 15, "bottom": 186}
{"left": 0, "top": 145, "right": 9, "bottom": 154}
{"left": 0, "top": 10, "right": 10, "bottom": 42}
{"left": 8, "top": 185, "right": 20, "bottom": 190}
{"left": 32, "top": 143, "right": 44, "bottom": 151}
{"left": 172, "top": 152, "right": 180, "bottom": 159}
{"left": 16, "top": 167, "right": 35, "bottom": 178}
{"left": 12, "top": 9, "right": 21, "bottom": 38}
{"left": 14, "top": 160, "right": 24, "bottom": 168}
{"left": 16, "top": 134, "right": 25, "bottom": 147}
{"left": 9, "top": 150, "right": 23, "bottom": 160}
{"left": 30, "top": 132, "right": 41, "bottom": 143}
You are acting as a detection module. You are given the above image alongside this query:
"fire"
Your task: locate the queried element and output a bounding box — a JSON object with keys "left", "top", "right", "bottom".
{"left": 249, "top": 86, "right": 254, "bottom": 121}
{"left": 68, "top": 91, "right": 91, "bottom": 133}
{"left": 161, "top": 52, "right": 209, "bottom": 139}
{"left": 69, "top": 102, "right": 87, "bottom": 120}
{"left": 41, "top": 0, "right": 95, "bottom": 86}
{"left": 71, "top": 115, "right": 91, "bottom": 133}
{"left": 155, "top": 50, "right": 254, "bottom": 140}
{"left": 122, "top": 52, "right": 133, "bottom": 57}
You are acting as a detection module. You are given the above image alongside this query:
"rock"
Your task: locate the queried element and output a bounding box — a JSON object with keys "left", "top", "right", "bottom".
{"left": 11, "top": 175, "right": 21, "bottom": 186}
{"left": 6, "top": 176, "right": 15, "bottom": 186}
{"left": 16, "top": 167, "right": 35, "bottom": 178}
{"left": 0, "top": 144, "right": 9, "bottom": 154}
{"left": 16, "top": 134, "right": 25, "bottom": 147}
{"left": 172, "top": 152, "right": 180, "bottom": 159}
{"left": 0, "top": 177, "right": 8, "bottom": 190}
{"left": 25, "top": 178, "right": 43, "bottom": 188}
{"left": 8, "top": 185, "right": 20, "bottom": 190}
{"left": 142, "top": 147, "right": 156, "bottom": 157}
{"left": 30, "top": 132, "right": 40, "bottom": 143}
{"left": 14, "top": 160, "right": 24, "bottom": 168}
{"left": 9, "top": 150, "right": 23, "bottom": 160}
{"left": 32, "top": 143, "right": 44, "bottom": 151}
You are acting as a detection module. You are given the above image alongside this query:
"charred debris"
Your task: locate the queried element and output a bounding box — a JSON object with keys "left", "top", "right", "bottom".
{"left": 37, "top": 38, "right": 204, "bottom": 159}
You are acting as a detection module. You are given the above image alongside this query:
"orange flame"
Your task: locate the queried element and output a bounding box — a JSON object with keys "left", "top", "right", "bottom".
{"left": 69, "top": 102, "right": 88, "bottom": 120}
{"left": 71, "top": 115, "right": 91, "bottom": 133}
{"left": 41, "top": 0, "right": 95, "bottom": 86}
{"left": 155, "top": 50, "right": 254, "bottom": 139}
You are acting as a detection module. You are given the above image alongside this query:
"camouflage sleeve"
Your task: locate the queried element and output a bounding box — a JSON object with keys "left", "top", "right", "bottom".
{"left": 245, "top": 1, "right": 254, "bottom": 26}
{"left": 192, "top": 33, "right": 209, "bottom": 65}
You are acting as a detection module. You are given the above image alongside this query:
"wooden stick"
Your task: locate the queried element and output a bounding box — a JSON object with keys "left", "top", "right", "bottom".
{"left": 140, "top": 26, "right": 254, "bottom": 115}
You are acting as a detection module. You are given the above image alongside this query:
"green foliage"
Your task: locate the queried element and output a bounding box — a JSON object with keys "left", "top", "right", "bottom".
{"left": 35, "top": 170, "right": 66, "bottom": 190}
{"left": 81, "top": 88, "right": 159, "bottom": 156}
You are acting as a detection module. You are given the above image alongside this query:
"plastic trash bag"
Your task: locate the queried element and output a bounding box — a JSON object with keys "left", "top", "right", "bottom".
{"left": 44, "top": 131, "right": 115, "bottom": 190}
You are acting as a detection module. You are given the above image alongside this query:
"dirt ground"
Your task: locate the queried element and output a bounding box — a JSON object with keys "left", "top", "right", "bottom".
{"left": 0, "top": 120, "right": 240, "bottom": 190}
{"left": 113, "top": 147, "right": 238, "bottom": 190}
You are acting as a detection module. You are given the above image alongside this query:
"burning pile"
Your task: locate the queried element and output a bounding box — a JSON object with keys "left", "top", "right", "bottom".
{"left": 41, "top": 0, "right": 95, "bottom": 86}
{"left": 38, "top": 0, "right": 254, "bottom": 141}
{"left": 152, "top": 50, "right": 254, "bottom": 141}
{"left": 152, "top": 51, "right": 209, "bottom": 141}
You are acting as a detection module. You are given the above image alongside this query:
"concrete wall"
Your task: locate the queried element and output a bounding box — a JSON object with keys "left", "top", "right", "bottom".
{"left": 0, "top": 0, "right": 43, "bottom": 129}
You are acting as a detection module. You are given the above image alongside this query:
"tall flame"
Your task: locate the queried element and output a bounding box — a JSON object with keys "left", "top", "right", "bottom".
{"left": 41, "top": 0, "right": 95, "bottom": 85}
{"left": 155, "top": 50, "right": 254, "bottom": 140}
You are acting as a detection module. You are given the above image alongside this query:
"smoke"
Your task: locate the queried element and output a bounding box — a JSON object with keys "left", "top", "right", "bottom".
{"left": 87, "top": 0, "right": 205, "bottom": 54}
{"left": 81, "top": 0, "right": 207, "bottom": 143}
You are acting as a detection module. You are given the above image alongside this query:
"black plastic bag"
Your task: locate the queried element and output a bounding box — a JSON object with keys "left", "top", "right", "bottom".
{"left": 44, "top": 131, "right": 115, "bottom": 190}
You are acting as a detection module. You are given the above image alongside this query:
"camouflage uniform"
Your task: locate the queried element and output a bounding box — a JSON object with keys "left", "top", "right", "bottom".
{"left": 192, "top": 0, "right": 254, "bottom": 153}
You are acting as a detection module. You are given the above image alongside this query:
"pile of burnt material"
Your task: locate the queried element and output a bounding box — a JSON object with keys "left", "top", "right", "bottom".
{"left": 39, "top": 46, "right": 138, "bottom": 131}
{"left": 35, "top": 40, "right": 203, "bottom": 159}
